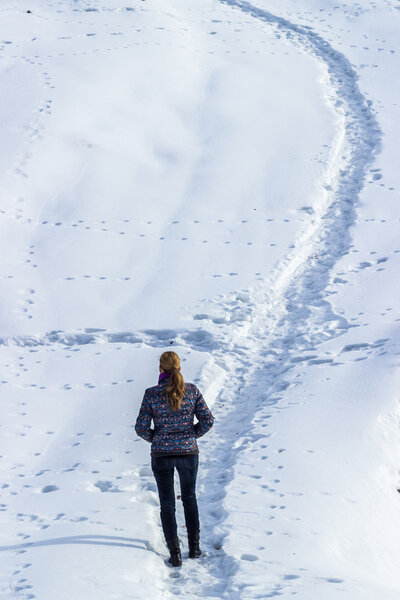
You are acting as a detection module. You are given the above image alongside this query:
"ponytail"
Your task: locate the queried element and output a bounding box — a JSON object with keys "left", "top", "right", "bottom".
{"left": 159, "top": 351, "right": 185, "bottom": 411}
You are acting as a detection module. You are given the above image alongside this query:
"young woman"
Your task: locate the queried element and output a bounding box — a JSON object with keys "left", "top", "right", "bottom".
{"left": 135, "top": 350, "right": 214, "bottom": 567}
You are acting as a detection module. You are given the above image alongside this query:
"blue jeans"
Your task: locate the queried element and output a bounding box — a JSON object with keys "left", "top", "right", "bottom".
{"left": 151, "top": 454, "right": 200, "bottom": 542}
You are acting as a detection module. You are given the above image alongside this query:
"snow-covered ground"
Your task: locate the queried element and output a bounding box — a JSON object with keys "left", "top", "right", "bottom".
{"left": 1, "top": 0, "right": 400, "bottom": 598}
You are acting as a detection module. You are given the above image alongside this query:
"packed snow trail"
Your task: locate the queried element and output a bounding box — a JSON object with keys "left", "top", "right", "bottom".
{"left": 162, "top": 1, "right": 382, "bottom": 598}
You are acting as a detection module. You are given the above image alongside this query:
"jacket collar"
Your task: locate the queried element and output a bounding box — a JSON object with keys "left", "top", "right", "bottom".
{"left": 158, "top": 372, "right": 171, "bottom": 384}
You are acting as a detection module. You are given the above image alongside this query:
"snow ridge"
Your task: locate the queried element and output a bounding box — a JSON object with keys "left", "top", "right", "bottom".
{"left": 0, "top": 327, "right": 218, "bottom": 351}
{"left": 166, "top": 2, "right": 382, "bottom": 597}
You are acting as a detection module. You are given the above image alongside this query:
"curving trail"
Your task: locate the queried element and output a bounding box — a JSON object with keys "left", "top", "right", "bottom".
{"left": 164, "top": 1, "right": 382, "bottom": 598}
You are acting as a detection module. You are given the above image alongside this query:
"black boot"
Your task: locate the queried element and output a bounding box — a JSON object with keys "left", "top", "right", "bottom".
{"left": 188, "top": 530, "right": 201, "bottom": 558}
{"left": 166, "top": 537, "right": 182, "bottom": 567}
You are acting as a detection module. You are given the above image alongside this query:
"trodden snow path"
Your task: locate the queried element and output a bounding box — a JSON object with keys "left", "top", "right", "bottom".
{"left": 161, "top": 1, "right": 383, "bottom": 599}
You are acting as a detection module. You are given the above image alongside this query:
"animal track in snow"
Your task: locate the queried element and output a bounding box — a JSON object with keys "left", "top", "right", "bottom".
{"left": 92, "top": 480, "right": 122, "bottom": 493}
{"left": 41, "top": 485, "right": 59, "bottom": 493}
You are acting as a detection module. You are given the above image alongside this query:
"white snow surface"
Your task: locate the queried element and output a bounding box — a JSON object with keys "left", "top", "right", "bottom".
{"left": 1, "top": 0, "right": 400, "bottom": 598}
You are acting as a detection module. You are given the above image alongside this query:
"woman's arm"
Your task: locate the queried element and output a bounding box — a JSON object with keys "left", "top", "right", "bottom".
{"left": 135, "top": 391, "right": 154, "bottom": 442}
{"left": 193, "top": 388, "right": 215, "bottom": 438}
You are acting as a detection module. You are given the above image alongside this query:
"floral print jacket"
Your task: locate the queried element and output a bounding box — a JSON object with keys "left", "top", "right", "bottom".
{"left": 135, "top": 377, "right": 214, "bottom": 456}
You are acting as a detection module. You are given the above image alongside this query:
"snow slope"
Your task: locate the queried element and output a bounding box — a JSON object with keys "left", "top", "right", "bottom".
{"left": 1, "top": 0, "right": 400, "bottom": 598}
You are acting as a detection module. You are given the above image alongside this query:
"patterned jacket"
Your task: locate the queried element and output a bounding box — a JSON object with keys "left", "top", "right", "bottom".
{"left": 135, "top": 377, "right": 214, "bottom": 456}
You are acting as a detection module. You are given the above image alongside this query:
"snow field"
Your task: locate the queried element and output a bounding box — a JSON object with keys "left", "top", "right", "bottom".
{"left": 1, "top": 0, "right": 400, "bottom": 599}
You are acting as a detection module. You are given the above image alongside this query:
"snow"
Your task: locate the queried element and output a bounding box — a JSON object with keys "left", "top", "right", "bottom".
{"left": 1, "top": 0, "right": 400, "bottom": 598}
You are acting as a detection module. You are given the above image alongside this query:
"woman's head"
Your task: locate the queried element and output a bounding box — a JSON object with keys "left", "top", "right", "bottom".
{"left": 159, "top": 351, "right": 185, "bottom": 411}
{"left": 159, "top": 350, "right": 180, "bottom": 373}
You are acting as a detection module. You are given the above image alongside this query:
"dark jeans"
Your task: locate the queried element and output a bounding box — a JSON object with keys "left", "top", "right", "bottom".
{"left": 151, "top": 454, "right": 200, "bottom": 542}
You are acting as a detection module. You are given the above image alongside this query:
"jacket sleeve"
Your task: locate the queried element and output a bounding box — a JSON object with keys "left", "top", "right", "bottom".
{"left": 193, "top": 387, "right": 214, "bottom": 438}
{"left": 135, "top": 391, "right": 154, "bottom": 443}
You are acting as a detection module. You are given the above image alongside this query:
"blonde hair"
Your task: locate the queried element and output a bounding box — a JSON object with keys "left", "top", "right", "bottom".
{"left": 159, "top": 351, "right": 185, "bottom": 411}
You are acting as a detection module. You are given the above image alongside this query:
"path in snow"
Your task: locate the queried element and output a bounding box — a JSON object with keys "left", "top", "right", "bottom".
{"left": 161, "top": 1, "right": 382, "bottom": 598}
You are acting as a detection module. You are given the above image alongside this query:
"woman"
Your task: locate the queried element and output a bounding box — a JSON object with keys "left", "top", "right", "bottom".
{"left": 135, "top": 350, "right": 215, "bottom": 567}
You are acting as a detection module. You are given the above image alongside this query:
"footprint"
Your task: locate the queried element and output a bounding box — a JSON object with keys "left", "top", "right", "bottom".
{"left": 93, "top": 480, "right": 121, "bottom": 493}
{"left": 41, "top": 485, "right": 59, "bottom": 493}
{"left": 35, "top": 470, "right": 50, "bottom": 477}
{"left": 341, "top": 343, "right": 369, "bottom": 352}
